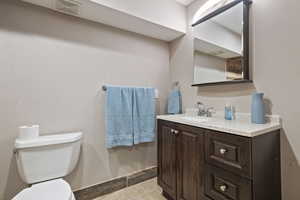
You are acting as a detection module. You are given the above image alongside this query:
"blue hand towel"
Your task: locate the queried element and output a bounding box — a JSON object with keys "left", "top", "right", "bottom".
{"left": 133, "top": 88, "right": 156, "bottom": 144}
{"left": 105, "top": 86, "right": 134, "bottom": 148}
{"left": 167, "top": 89, "right": 181, "bottom": 114}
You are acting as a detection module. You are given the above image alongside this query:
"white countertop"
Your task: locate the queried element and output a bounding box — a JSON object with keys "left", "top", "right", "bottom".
{"left": 157, "top": 113, "right": 281, "bottom": 137}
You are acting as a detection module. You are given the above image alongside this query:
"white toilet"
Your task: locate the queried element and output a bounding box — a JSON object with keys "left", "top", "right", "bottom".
{"left": 12, "top": 132, "right": 82, "bottom": 200}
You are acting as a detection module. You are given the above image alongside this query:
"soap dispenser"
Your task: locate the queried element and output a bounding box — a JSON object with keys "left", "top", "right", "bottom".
{"left": 225, "top": 103, "right": 235, "bottom": 120}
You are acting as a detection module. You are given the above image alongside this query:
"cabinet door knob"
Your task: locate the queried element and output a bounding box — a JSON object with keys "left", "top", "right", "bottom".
{"left": 219, "top": 148, "right": 227, "bottom": 155}
{"left": 174, "top": 130, "right": 179, "bottom": 135}
{"left": 220, "top": 185, "right": 227, "bottom": 192}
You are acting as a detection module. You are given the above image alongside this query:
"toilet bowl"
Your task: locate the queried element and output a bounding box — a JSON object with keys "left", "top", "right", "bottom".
{"left": 12, "top": 179, "right": 75, "bottom": 200}
{"left": 12, "top": 132, "right": 82, "bottom": 200}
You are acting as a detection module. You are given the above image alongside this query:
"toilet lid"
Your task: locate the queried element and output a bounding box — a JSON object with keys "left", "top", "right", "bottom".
{"left": 13, "top": 179, "right": 74, "bottom": 200}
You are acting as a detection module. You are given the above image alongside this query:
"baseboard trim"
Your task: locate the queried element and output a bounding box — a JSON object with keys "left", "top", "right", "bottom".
{"left": 74, "top": 167, "right": 157, "bottom": 200}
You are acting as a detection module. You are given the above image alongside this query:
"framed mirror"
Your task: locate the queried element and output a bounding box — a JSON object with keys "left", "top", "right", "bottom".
{"left": 192, "top": 0, "right": 252, "bottom": 86}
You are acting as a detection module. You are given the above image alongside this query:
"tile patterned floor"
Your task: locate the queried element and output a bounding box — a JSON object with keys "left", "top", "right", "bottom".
{"left": 94, "top": 178, "right": 166, "bottom": 200}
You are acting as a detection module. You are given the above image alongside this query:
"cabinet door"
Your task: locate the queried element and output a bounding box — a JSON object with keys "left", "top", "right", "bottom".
{"left": 158, "top": 121, "right": 177, "bottom": 200}
{"left": 177, "top": 126, "right": 205, "bottom": 200}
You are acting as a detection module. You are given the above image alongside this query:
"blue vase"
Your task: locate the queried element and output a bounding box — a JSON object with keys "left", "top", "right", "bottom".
{"left": 251, "top": 93, "right": 266, "bottom": 124}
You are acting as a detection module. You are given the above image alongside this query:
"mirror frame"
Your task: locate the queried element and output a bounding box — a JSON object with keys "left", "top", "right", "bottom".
{"left": 191, "top": 0, "right": 252, "bottom": 87}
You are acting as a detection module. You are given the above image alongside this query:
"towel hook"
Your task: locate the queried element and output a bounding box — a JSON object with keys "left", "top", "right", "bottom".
{"left": 173, "top": 81, "right": 180, "bottom": 89}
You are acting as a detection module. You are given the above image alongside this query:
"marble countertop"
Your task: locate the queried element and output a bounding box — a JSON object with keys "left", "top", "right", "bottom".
{"left": 157, "top": 113, "right": 281, "bottom": 137}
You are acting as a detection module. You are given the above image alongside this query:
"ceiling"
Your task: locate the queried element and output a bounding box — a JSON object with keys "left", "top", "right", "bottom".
{"left": 175, "top": 0, "right": 196, "bottom": 6}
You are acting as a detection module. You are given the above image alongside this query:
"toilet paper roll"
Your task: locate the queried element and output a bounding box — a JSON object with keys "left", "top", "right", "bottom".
{"left": 18, "top": 125, "right": 39, "bottom": 140}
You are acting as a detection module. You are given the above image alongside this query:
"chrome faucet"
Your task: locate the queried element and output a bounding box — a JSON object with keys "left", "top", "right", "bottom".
{"left": 206, "top": 107, "right": 215, "bottom": 117}
{"left": 197, "top": 102, "right": 215, "bottom": 117}
{"left": 197, "top": 102, "right": 206, "bottom": 116}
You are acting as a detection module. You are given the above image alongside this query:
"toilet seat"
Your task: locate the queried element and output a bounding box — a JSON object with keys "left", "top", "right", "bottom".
{"left": 12, "top": 179, "right": 75, "bottom": 200}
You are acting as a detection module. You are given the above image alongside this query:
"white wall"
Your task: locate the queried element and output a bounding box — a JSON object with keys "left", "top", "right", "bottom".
{"left": 170, "top": 0, "right": 300, "bottom": 199}
{"left": 0, "top": 0, "right": 171, "bottom": 199}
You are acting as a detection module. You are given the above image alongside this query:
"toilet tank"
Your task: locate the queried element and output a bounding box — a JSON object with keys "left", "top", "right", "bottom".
{"left": 15, "top": 132, "right": 82, "bottom": 184}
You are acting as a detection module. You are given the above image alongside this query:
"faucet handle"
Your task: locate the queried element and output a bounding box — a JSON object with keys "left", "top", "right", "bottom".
{"left": 197, "top": 101, "right": 204, "bottom": 107}
{"left": 206, "top": 107, "right": 215, "bottom": 111}
{"left": 206, "top": 107, "right": 215, "bottom": 117}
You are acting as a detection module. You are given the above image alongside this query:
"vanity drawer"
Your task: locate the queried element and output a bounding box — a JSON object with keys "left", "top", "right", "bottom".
{"left": 205, "top": 130, "right": 252, "bottom": 178}
{"left": 205, "top": 165, "right": 252, "bottom": 200}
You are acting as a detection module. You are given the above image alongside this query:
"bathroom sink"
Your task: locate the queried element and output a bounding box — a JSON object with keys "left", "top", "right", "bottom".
{"left": 181, "top": 116, "right": 211, "bottom": 123}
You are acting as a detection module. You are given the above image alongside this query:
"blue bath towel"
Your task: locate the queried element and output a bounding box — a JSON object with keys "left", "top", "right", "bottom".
{"left": 105, "top": 86, "right": 134, "bottom": 148}
{"left": 133, "top": 88, "right": 156, "bottom": 144}
{"left": 167, "top": 89, "right": 181, "bottom": 114}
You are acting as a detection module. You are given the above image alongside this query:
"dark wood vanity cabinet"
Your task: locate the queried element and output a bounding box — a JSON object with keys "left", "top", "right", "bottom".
{"left": 158, "top": 120, "right": 205, "bottom": 200}
{"left": 176, "top": 124, "right": 205, "bottom": 200}
{"left": 158, "top": 124, "right": 177, "bottom": 199}
{"left": 157, "top": 119, "right": 281, "bottom": 200}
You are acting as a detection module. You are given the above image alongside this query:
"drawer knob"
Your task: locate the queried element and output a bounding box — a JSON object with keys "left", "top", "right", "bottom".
{"left": 219, "top": 148, "right": 227, "bottom": 155}
{"left": 171, "top": 129, "right": 179, "bottom": 135}
{"left": 220, "top": 185, "right": 227, "bottom": 192}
